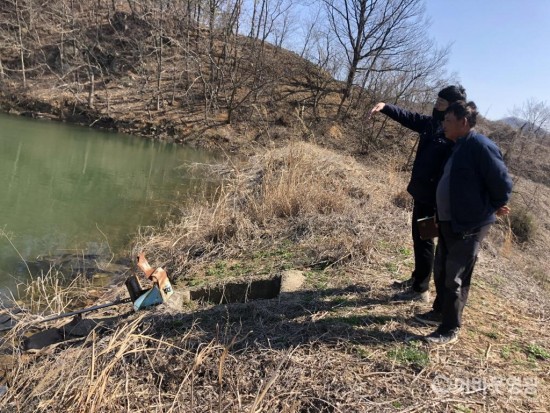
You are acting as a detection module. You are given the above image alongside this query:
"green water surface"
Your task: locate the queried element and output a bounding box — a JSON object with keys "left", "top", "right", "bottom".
{"left": 0, "top": 113, "right": 215, "bottom": 295}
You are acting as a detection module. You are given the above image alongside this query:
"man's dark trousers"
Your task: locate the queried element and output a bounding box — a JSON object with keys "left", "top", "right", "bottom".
{"left": 433, "top": 221, "right": 491, "bottom": 332}
{"left": 411, "top": 201, "right": 436, "bottom": 293}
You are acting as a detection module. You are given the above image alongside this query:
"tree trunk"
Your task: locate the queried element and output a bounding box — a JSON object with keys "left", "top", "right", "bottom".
{"left": 15, "top": 0, "right": 27, "bottom": 88}
{"left": 88, "top": 69, "right": 95, "bottom": 108}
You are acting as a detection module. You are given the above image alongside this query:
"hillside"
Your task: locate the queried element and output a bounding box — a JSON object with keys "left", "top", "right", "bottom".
{"left": 477, "top": 118, "right": 550, "bottom": 187}
{"left": 0, "top": 1, "right": 350, "bottom": 154}
{"left": 1, "top": 1, "right": 547, "bottom": 177}
{"left": 499, "top": 116, "right": 549, "bottom": 136}
{"left": 1, "top": 142, "right": 549, "bottom": 412}
{"left": 0, "top": 1, "right": 549, "bottom": 412}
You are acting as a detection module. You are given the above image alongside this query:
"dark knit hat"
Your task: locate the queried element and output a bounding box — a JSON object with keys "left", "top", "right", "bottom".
{"left": 438, "top": 85, "right": 466, "bottom": 103}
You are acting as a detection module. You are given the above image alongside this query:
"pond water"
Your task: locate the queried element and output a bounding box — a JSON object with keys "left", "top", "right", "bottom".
{"left": 0, "top": 113, "right": 216, "bottom": 297}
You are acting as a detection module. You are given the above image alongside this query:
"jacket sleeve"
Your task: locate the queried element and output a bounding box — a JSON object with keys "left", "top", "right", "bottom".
{"left": 380, "top": 103, "right": 433, "bottom": 134}
{"left": 477, "top": 142, "right": 513, "bottom": 209}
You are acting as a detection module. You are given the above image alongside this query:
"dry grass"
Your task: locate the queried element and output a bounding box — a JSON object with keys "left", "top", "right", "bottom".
{"left": 1, "top": 3, "right": 548, "bottom": 409}
{"left": 133, "top": 142, "right": 408, "bottom": 281}
{"left": 1, "top": 141, "right": 549, "bottom": 412}
{"left": 16, "top": 271, "right": 97, "bottom": 316}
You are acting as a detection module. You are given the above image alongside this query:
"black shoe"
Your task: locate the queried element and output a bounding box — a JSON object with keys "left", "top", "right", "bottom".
{"left": 391, "top": 278, "right": 414, "bottom": 290}
{"left": 414, "top": 310, "right": 442, "bottom": 326}
{"left": 424, "top": 328, "right": 460, "bottom": 345}
{"left": 392, "top": 288, "right": 431, "bottom": 303}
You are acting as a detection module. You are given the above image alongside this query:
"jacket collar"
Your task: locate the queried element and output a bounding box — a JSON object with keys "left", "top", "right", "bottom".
{"left": 456, "top": 130, "right": 475, "bottom": 144}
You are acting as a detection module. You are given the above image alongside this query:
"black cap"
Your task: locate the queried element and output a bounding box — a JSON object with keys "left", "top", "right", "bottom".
{"left": 438, "top": 85, "right": 466, "bottom": 103}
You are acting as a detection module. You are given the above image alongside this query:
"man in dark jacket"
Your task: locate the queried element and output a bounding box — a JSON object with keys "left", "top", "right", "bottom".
{"left": 369, "top": 85, "right": 467, "bottom": 302}
{"left": 417, "top": 101, "right": 513, "bottom": 344}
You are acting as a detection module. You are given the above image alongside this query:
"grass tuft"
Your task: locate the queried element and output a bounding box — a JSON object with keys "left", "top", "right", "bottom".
{"left": 387, "top": 341, "right": 429, "bottom": 368}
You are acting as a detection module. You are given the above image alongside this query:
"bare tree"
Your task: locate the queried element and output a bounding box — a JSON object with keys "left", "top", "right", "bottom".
{"left": 502, "top": 98, "right": 550, "bottom": 178}
{"left": 512, "top": 98, "right": 550, "bottom": 139}
{"left": 270, "top": 1, "right": 294, "bottom": 48}
{"left": 323, "top": 0, "right": 431, "bottom": 117}
{"left": 8, "top": 0, "right": 29, "bottom": 88}
{"left": 356, "top": 45, "right": 450, "bottom": 153}
{"left": 248, "top": 0, "right": 293, "bottom": 45}
{"left": 292, "top": 15, "right": 342, "bottom": 119}
{"left": 154, "top": 2, "right": 166, "bottom": 111}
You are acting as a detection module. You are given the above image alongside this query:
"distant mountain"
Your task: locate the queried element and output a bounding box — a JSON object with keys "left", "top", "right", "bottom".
{"left": 499, "top": 116, "right": 549, "bottom": 137}
{"left": 499, "top": 116, "right": 526, "bottom": 129}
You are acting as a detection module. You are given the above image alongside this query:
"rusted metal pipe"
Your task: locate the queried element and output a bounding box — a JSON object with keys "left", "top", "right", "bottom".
{"left": 38, "top": 297, "right": 132, "bottom": 324}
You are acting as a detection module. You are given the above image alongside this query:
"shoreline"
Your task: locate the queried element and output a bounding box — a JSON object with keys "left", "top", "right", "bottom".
{"left": 0, "top": 133, "right": 548, "bottom": 413}
{"left": 0, "top": 86, "right": 255, "bottom": 155}
{"left": 0, "top": 103, "right": 222, "bottom": 305}
{"left": 1, "top": 86, "right": 548, "bottom": 413}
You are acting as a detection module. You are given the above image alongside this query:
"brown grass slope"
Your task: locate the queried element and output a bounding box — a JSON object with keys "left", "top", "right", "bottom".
{"left": 2, "top": 1, "right": 547, "bottom": 186}
{"left": 0, "top": 2, "right": 549, "bottom": 411}
{"left": 0, "top": 1, "right": 347, "bottom": 154}
{"left": 1, "top": 142, "right": 548, "bottom": 413}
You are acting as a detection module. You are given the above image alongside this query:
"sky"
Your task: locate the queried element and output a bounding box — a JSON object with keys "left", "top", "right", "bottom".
{"left": 423, "top": 0, "right": 550, "bottom": 120}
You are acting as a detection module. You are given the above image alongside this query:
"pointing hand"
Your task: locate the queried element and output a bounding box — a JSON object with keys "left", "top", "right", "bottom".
{"left": 368, "top": 102, "right": 386, "bottom": 120}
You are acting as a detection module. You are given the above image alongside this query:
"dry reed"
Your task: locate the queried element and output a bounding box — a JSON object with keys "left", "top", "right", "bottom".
{"left": 1, "top": 142, "right": 548, "bottom": 412}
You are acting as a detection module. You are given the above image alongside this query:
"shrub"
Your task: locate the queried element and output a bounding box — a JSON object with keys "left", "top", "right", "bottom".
{"left": 509, "top": 207, "right": 536, "bottom": 243}
{"left": 392, "top": 189, "right": 413, "bottom": 210}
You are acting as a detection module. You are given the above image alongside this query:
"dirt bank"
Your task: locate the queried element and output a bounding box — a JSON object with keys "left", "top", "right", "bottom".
{"left": 1, "top": 142, "right": 548, "bottom": 412}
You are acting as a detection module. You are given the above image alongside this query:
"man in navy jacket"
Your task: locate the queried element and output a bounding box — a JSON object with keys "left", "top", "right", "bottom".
{"left": 419, "top": 101, "right": 513, "bottom": 344}
{"left": 369, "top": 85, "right": 467, "bottom": 302}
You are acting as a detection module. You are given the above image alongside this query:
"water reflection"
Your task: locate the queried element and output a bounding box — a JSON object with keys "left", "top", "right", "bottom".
{"left": 0, "top": 113, "right": 216, "bottom": 293}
